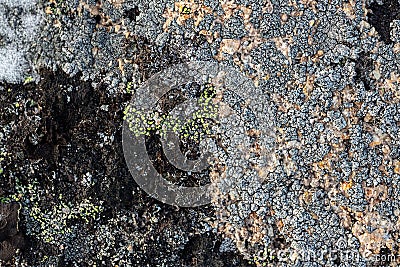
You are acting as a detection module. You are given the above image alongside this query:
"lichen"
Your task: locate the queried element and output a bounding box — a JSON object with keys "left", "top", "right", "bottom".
{"left": 124, "top": 83, "right": 218, "bottom": 141}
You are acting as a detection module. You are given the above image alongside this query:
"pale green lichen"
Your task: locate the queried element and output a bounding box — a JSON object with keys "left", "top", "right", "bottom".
{"left": 0, "top": 196, "right": 10, "bottom": 203}
{"left": 247, "top": 248, "right": 279, "bottom": 267}
{"left": 124, "top": 84, "right": 219, "bottom": 141}
{"left": 2, "top": 177, "right": 103, "bottom": 245}
{"left": 126, "top": 81, "right": 133, "bottom": 94}
{"left": 29, "top": 197, "right": 103, "bottom": 244}
{"left": 23, "top": 76, "right": 33, "bottom": 84}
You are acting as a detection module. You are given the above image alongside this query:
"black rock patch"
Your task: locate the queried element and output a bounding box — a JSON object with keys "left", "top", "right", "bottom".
{"left": 368, "top": 0, "right": 400, "bottom": 44}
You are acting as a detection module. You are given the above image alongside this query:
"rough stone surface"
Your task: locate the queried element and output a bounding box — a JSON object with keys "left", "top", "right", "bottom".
{"left": 1, "top": 0, "right": 400, "bottom": 266}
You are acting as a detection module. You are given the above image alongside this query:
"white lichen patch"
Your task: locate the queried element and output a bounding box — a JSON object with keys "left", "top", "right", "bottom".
{"left": 0, "top": 0, "right": 42, "bottom": 83}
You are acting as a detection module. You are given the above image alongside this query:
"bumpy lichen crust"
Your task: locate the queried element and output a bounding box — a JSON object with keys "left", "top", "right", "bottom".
{"left": 158, "top": 0, "right": 400, "bottom": 266}
{"left": 2, "top": 0, "right": 400, "bottom": 265}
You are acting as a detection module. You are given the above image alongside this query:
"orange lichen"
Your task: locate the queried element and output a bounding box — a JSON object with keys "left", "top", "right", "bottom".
{"left": 302, "top": 191, "right": 313, "bottom": 204}
{"left": 369, "top": 139, "right": 382, "bottom": 148}
{"left": 394, "top": 160, "right": 400, "bottom": 174}
{"left": 276, "top": 219, "right": 284, "bottom": 231}
{"left": 342, "top": 0, "right": 356, "bottom": 19}
{"left": 364, "top": 184, "right": 388, "bottom": 205}
{"left": 364, "top": 112, "right": 372, "bottom": 122}
{"left": 45, "top": 6, "right": 52, "bottom": 14}
{"left": 107, "top": 0, "right": 124, "bottom": 8}
{"left": 302, "top": 74, "right": 315, "bottom": 99}
{"left": 340, "top": 179, "right": 353, "bottom": 191}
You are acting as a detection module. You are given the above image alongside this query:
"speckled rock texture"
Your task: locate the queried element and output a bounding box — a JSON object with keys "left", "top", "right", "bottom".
{"left": 1, "top": 0, "right": 400, "bottom": 266}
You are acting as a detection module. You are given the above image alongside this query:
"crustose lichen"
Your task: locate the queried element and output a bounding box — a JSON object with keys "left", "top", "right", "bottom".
{"left": 123, "top": 83, "right": 219, "bottom": 142}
